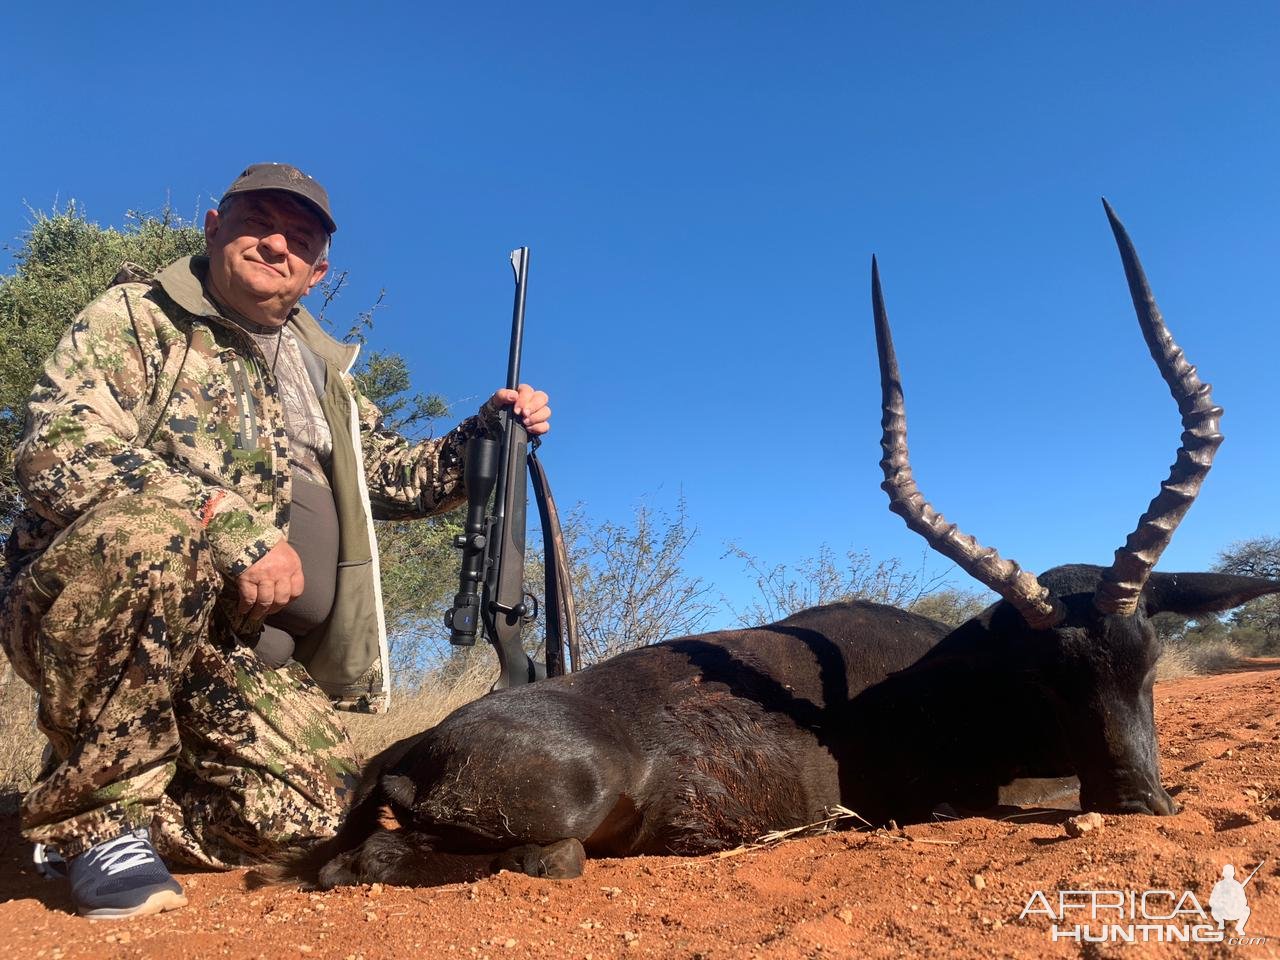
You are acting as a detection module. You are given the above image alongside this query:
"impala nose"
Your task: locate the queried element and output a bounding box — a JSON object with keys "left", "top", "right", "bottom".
{"left": 1080, "top": 776, "right": 1179, "bottom": 816}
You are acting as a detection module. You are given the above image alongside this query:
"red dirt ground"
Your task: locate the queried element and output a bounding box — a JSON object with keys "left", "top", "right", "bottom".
{"left": 2, "top": 664, "right": 1277, "bottom": 960}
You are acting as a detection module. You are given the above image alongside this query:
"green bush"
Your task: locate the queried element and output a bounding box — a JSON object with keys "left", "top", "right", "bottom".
{"left": 0, "top": 204, "right": 206, "bottom": 539}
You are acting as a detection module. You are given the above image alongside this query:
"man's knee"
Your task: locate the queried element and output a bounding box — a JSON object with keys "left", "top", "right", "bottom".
{"left": 27, "top": 494, "right": 219, "bottom": 615}
{"left": 2, "top": 494, "right": 221, "bottom": 690}
{"left": 70, "top": 495, "right": 217, "bottom": 585}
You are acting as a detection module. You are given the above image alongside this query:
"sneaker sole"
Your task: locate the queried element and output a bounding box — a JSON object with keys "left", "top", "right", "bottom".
{"left": 81, "top": 889, "right": 188, "bottom": 920}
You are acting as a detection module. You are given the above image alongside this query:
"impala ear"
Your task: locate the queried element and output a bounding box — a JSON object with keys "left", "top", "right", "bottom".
{"left": 380, "top": 774, "right": 418, "bottom": 809}
{"left": 1143, "top": 572, "right": 1280, "bottom": 617}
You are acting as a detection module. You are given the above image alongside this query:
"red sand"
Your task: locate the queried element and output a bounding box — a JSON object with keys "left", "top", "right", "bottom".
{"left": 3, "top": 663, "right": 1277, "bottom": 960}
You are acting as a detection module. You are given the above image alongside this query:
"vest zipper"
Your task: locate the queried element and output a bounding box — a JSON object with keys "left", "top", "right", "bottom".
{"left": 228, "top": 358, "right": 259, "bottom": 449}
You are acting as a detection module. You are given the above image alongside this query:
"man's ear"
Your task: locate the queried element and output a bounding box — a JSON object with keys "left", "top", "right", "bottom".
{"left": 203, "top": 208, "right": 221, "bottom": 246}
{"left": 304, "top": 258, "right": 329, "bottom": 295}
{"left": 1143, "top": 571, "right": 1280, "bottom": 617}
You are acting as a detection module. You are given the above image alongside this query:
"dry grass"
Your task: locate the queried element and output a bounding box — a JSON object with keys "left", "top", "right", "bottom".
{"left": 1156, "top": 640, "right": 1244, "bottom": 681}
{"left": 703, "top": 804, "right": 873, "bottom": 860}
{"left": 343, "top": 648, "right": 498, "bottom": 760}
{"left": 0, "top": 671, "right": 45, "bottom": 809}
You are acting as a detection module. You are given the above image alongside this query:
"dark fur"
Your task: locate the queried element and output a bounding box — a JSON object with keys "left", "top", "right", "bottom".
{"left": 260, "top": 564, "right": 1277, "bottom": 888}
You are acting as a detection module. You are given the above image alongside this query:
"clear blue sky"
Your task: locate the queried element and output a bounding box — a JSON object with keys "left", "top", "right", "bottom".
{"left": 3, "top": 3, "right": 1277, "bottom": 625}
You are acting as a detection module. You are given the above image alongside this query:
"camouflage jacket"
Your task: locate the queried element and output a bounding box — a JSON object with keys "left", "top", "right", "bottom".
{"left": 9, "top": 255, "right": 499, "bottom": 712}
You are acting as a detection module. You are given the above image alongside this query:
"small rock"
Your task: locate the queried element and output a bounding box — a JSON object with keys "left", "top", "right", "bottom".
{"left": 971, "top": 874, "right": 986, "bottom": 891}
{"left": 622, "top": 932, "right": 639, "bottom": 943}
{"left": 503, "top": 939, "right": 517, "bottom": 949}
{"left": 837, "top": 908, "right": 854, "bottom": 925}
{"left": 365, "top": 912, "right": 378, "bottom": 923}
{"left": 1065, "top": 812, "right": 1105, "bottom": 838}
{"left": 297, "top": 947, "right": 313, "bottom": 955}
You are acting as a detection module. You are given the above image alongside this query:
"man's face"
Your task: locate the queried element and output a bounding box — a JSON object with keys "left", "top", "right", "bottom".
{"left": 204, "top": 192, "right": 330, "bottom": 324}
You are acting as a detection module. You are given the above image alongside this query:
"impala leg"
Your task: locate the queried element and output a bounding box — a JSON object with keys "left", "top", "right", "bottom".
{"left": 318, "top": 830, "right": 588, "bottom": 887}
{"left": 491, "top": 838, "right": 586, "bottom": 879}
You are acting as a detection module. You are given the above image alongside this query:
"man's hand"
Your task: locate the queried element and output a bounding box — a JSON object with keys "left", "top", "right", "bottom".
{"left": 490, "top": 383, "right": 551, "bottom": 436}
{"left": 236, "top": 540, "right": 305, "bottom": 618}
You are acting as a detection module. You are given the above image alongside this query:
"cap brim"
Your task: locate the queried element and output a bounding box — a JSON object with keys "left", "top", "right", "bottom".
{"left": 222, "top": 185, "right": 337, "bottom": 235}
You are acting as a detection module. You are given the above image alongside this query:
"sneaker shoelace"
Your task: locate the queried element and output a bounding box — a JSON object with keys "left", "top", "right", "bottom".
{"left": 86, "top": 832, "right": 156, "bottom": 877}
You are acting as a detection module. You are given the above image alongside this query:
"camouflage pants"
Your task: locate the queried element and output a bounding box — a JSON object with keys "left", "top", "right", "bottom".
{"left": 0, "top": 494, "right": 361, "bottom": 868}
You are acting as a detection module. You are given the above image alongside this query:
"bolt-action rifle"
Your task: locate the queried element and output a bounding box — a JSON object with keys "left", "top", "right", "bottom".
{"left": 445, "top": 248, "right": 578, "bottom": 687}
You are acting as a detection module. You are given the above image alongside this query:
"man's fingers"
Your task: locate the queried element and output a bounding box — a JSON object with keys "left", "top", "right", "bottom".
{"left": 253, "top": 581, "right": 276, "bottom": 613}
{"left": 525, "top": 404, "right": 551, "bottom": 435}
{"left": 493, "top": 385, "right": 550, "bottom": 429}
{"left": 514, "top": 383, "right": 539, "bottom": 416}
{"left": 235, "top": 540, "right": 303, "bottom": 619}
{"left": 523, "top": 398, "right": 550, "bottom": 420}
{"left": 237, "top": 582, "right": 258, "bottom": 614}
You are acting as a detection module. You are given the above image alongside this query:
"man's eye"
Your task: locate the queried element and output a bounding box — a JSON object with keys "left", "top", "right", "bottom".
{"left": 289, "top": 234, "right": 313, "bottom": 252}
{"left": 246, "top": 216, "right": 269, "bottom": 227}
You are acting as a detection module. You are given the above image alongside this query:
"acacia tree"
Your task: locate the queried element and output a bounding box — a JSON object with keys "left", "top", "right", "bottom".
{"left": 906, "top": 586, "right": 991, "bottom": 627}
{"left": 1215, "top": 535, "right": 1280, "bottom": 652}
{"left": 1216, "top": 535, "right": 1280, "bottom": 580}
{"left": 541, "top": 498, "right": 718, "bottom": 665}
{"left": 724, "top": 542, "right": 957, "bottom": 627}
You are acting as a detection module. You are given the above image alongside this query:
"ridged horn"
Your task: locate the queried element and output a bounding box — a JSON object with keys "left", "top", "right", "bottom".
{"left": 872, "top": 256, "right": 1064, "bottom": 630}
{"left": 1093, "top": 200, "right": 1224, "bottom": 616}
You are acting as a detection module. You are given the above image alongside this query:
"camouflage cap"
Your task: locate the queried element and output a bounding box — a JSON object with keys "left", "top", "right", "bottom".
{"left": 221, "top": 163, "right": 337, "bottom": 234}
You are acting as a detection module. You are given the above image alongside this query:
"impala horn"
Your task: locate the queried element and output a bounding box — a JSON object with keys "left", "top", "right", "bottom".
{"left": 872, "top": 256, "right": 1064, "bottom": 630}
{"left": 1092, "top": 199, "right": 1224, "bottom": 616}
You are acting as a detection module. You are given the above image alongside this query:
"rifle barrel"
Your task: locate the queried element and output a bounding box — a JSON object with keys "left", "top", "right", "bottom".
{"left": 506, "top": 247, "right": 529, "bottom": 390}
